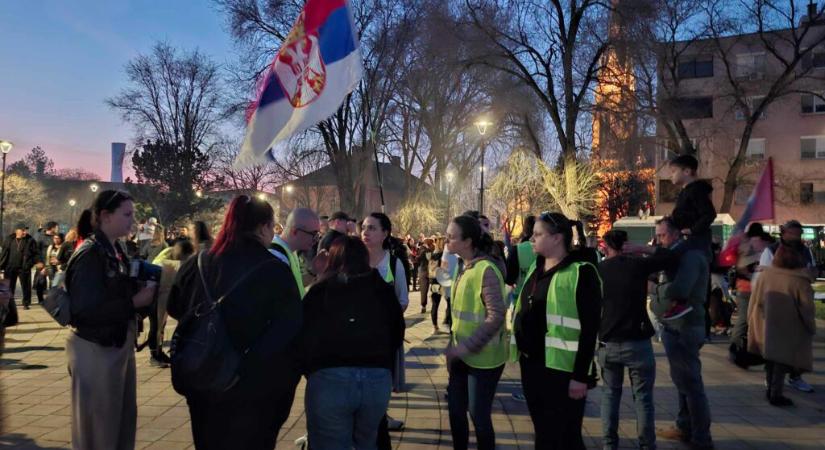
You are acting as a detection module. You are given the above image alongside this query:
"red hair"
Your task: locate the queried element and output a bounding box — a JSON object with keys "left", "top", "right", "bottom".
{"left": 211, "top": 195, "right": 274, "bottom": 256}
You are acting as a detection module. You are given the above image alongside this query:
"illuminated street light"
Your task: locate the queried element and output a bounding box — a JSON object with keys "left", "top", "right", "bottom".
{"left": 68, "top": 199, "right": 77, "bottom": 225}
{"left": 257, "top": 193, "right": 267, "bottom": 201}
{"left": 90, "top": 183, "right": 99, "bottom": 193}
{"left": 0, "top": 140, "right": 13, "bottom": 234}
{"left": 195, "top": 190, "right": 203, "bottom": 198}
{"left": 285, "top": 184, "right": 294, "bottom": 194}
{"left": 474, "top": 119, "right": 493, "bottom": 213}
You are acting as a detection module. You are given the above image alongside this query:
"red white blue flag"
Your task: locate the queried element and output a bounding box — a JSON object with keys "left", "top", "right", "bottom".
{"left": 718, "top": 157, "right": 774, "bottom": 266}
{"left": 235, "top": 0, "right": 363, "bottom": 167}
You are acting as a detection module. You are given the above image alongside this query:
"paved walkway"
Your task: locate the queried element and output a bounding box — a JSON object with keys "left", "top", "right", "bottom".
{"left": 1, "top": 292, "right": 824, "bottom": 449}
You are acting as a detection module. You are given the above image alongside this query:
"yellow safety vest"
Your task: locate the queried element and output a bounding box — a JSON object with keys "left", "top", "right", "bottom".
{"left": 451, "top": 259, "right": 508, "bottom": 369}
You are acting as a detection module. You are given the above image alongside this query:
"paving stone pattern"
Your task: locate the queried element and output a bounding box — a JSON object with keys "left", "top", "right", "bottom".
{"left": 1, "top": 292, "right": 824, "bottom": 449}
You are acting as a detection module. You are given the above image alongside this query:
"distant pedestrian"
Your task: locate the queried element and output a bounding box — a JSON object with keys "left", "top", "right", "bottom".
{"left": 318, "top": 211, "right": 350, "bottom": 253}
{"left": 0, "top": 223, "right": 39, "bottom": 310}
{"left": 147, "top": 240, "right": 194, "bottom": 368}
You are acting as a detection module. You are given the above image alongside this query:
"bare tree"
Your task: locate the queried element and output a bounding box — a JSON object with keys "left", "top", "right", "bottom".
{"left": 705, "top": 0, "right": 825, "bottom": 212}
{"left": 107, "top": 42, "right": 225, "bottom": 154}
{"left": 463, "top": 0, "right": 611, "bottom": 163}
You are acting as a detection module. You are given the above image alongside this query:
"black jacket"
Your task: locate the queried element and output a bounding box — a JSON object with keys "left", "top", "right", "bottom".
{"left": 298, "top": 270, "right": 404, "bottom": 375}
{"left": 514, "top": 255, "right": 602, "bottom": 383}
{"left": 66, "top": 231, "right": 140, "bottom": 347}
{"left": 0, "top": 234, "right": 40, "bottom": 271}
{"left": 671, "top": 179, "right": 717, "bottom": 238}
{"left": 168, "top": 238, "right": 303, "bottom": 399}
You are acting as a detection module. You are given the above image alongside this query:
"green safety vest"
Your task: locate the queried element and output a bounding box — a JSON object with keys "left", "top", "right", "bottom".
{"left": 271, "top": 236, "right": 306, "bottom": 298}
{"left": 514, "top": 241, "right": 536, "bottom": 299}
{"left": 382, "top": 253, "right": 395, "bottom": 284}
{"left": 510, "top": 261, "right": 602, "bottom": 373}
{"left": 451, "top": 259, "right": 508, "bottom": 369}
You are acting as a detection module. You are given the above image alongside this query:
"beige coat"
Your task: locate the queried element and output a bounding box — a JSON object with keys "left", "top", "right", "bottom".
{"left": 748, "top": 267, "right": 816, "bottom": 372}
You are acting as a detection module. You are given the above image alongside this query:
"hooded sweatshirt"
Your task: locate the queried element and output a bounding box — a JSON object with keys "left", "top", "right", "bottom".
{"left": 671, "top": 179, "right": 717, "bottom": 239}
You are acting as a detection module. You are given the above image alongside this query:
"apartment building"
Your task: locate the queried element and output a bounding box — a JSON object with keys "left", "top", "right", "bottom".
{"left": 655, "top": 9, "right": 825, "bottom": 226}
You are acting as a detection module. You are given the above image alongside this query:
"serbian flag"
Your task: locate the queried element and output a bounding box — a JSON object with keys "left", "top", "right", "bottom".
{"left": 717, "top": 157, "right": 775, "bottom": 267}
{"left": 235, "top": 0, "right": 363, "bottom": 167}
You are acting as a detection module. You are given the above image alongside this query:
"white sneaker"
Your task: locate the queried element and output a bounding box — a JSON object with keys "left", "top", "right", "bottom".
{"left": 788, "top": 376, "right": 815, "bottom": 393}
{"left": 295, "top": 434, "right": 307, "bottom": 449}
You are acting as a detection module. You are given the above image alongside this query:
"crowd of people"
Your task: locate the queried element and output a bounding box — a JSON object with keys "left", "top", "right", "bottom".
{"left": 0, "top": 152, "right": 818, "bottom": 450}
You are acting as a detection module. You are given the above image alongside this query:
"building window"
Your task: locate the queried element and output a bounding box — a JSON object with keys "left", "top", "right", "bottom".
{"left": 736, "top": 138, "right": 765, "bottom": 159}
{"left": 735, "top": 96, "right": 767, "bottom": 120}
{"left": 678, "top": 55, "right": 714, "bottom": 79}
{"left": 736, "top": 52, "right": 766, "bottom": 80}
{"left": 800, "top": 183, "right": 814, "bottom": 204}
{"left": 674, "top": 97, "right": 713, "bottom": 119}
{"left": 801, "top": 46, "right": 825, "bottom": 70}
{"left": 800, "top": 136, "right": 825, "bottom": 159}
{"left": 801, "top": 94, "right": 825, "bottom": 114}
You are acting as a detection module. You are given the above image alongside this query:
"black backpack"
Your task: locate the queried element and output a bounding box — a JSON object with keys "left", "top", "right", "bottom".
{"left": 170, "top": 252, "right": 274, "bottom": 396}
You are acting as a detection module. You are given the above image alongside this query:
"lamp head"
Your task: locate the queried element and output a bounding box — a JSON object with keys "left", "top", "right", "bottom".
{"left": 69, "top": 199, "right": 77, "bottom": 207}
{"left": 285, "top": 184, "right": 294, "bottom": 194}
{"left": 90, "top": 183, "right": 99, "bottom": 193}
{"left": 257, "top": 193, "right": 266, "bottom": 201}
{"left": 474, "top": 120, "right": 492, "bottom": 136}
{"left": 0, "top": 140, "right": 13, "bottom": 154}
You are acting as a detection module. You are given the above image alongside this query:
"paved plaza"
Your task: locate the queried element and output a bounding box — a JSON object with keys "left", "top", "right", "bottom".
{"left": 1, "top": 292, "right": 824, "bottom": 450}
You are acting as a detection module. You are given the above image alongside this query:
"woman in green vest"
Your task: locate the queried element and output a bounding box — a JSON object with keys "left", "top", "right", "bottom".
{"left": 445, "top": 215, "right": 508, "bottom": 450}
{"left": 511, "top": 212, "right": 602, "bottom": 450}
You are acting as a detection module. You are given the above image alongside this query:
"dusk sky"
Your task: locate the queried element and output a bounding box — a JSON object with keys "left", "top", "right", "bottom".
{"left": 0, "top": 1, "right": 235, "bottom": 179}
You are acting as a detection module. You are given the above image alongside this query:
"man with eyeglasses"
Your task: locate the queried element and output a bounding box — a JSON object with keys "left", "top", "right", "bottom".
{"left": 270, "top": 208, "right": 320, "bottom": 299}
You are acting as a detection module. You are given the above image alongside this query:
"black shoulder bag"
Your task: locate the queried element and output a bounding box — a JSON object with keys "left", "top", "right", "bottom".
{"left": 170, "top": 251, "right": 273, "bottom": 396}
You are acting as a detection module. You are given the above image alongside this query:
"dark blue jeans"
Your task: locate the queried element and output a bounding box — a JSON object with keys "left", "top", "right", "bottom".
{"left": 598, "top": 339, "right": 656, "bottom": 450}
{"left": 447, "top": 359, "right": 504, "bottom": 450}
{"left": 305, "top": 367, "right": 392, "bottom": 450}
{"left": 662, "top": 326, "right": 712, "bottom": 447}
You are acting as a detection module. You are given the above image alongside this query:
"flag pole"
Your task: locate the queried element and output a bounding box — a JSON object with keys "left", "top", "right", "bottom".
{"left": 370, "top": 129, "right": 386, "bottom": 213}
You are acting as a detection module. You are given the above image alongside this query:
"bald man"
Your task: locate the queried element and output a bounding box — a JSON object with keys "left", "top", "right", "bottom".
{"left": 270, "top": 208, "right": 321, "bottom": 299}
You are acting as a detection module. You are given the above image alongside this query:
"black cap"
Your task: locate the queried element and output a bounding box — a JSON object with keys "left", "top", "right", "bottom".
{"left": 669, "top": 154, "right": 699, "bottom": 172}
{"left": 329, "top": 211, "right": 351, "bottom": 221}
{"left": 780, "top": 220, "right": 803, "bottom": 231}
{"left": 14, "top": 222, "right": 28, "bottom": 230}
{"left": 746, "top": 222, "right": 767, "bottom": 238}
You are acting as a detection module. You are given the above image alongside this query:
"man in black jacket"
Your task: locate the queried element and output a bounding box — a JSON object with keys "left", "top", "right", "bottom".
{"left": 0, "top": 223, "right": 40, "bottom": 310}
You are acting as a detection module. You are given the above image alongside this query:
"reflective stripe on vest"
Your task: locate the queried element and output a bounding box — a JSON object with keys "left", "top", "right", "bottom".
{"left": 510, "top": 261, "right": 602, "bottom": 373}
{"left": 515, "top": 241, "right": 536, "bottom": 298}
{"left": 450, "top": 259, "right": 508, "bottom": 369}
{"left": 271, "top": 236, "right": 305, "bottom": 298}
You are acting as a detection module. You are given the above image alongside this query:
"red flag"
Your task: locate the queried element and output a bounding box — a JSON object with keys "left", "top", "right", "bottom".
{"left": 717, "top": 158, "right": 775, "bottom": 267}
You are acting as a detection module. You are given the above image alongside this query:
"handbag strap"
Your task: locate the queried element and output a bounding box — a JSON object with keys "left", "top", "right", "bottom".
{"left": 196, "top": 251, "right": 275, "bottom": 307}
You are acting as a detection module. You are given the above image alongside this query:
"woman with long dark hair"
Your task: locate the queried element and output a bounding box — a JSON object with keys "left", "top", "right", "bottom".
{"left": 445, "top": 215, "right": 508, "bottom": 450}
{"left": 300, "top": 236, "right": 404, "bottom": 449}
{"left": 191, "top": 220, "right": 213, "bottom": 252}
{"left": 168, "top": 195, "right": 303, "bottom": 449}
{"left": 65, "top": 190, "right": 156, "bottom": 450}
{"left": 510, "top": 212, "right": 602, "bottom": 449}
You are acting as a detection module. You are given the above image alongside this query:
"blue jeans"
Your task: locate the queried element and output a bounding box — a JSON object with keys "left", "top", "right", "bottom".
{"left": 447, "top": 359, "right": 504, "bottom": 450}
{"left": 305, "top": 367, "right": 392, "bottom": 450}
{"left": 662, "top": 326, "right": 712, "bottom": 447}
{"left": 598, "top": 339, "right": 656, "bottom": 450}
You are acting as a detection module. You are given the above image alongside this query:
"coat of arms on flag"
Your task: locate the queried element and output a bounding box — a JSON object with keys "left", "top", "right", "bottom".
{"left": 235, "top": 0, "right": 363, "bottom": 168}
{"left": 275, "top": 12, "right": 327, "bottom": 108}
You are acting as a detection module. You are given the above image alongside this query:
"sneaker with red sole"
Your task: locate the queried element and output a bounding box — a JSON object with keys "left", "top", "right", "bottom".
{"left": 662, "top": 303, "right": 693, "bottom": 321}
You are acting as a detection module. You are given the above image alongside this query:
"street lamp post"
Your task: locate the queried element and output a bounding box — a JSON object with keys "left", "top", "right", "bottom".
{"left": 0, "top": 140, "right": 14, "bottom": 236}
{"left": 474, "top": 120, "right": 492, "bottom": 214}
{"left": 445, "top": 171, "right": 455, "bottom": 221}
{"left": 89, "top": 183, "right": 99, "bottom": 205}
{"left": 68, "top": 199, "right": 77, "bottom": 226}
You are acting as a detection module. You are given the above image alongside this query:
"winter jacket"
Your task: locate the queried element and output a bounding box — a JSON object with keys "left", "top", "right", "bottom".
{"left": 748, "top": 266, "right": 816, "bottom": 372}
{"left": 671, "top": 179, "right": 717, "bottom": 239}
{"left": 0, "top": 234, "right": 40, "bottom": 271}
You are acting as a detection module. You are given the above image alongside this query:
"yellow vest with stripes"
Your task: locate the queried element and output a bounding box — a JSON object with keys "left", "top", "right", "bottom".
{"left": 510, "top": 261, "right": 602, "bottom": 372}
{"left": 451, "top": 260, "right": 508, "bottom": 369}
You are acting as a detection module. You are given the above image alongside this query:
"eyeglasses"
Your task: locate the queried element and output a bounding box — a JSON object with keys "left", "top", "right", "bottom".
{"left": 296, "top": 228, "right": 320, "bottom": 240}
